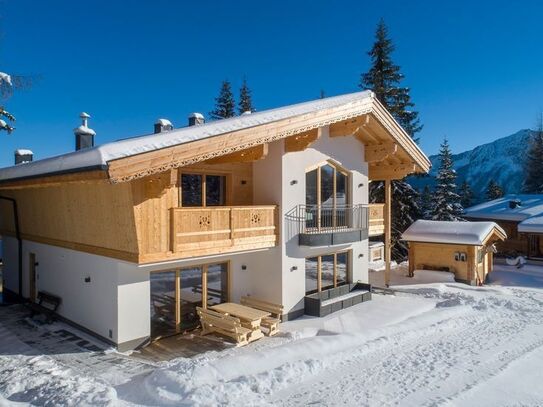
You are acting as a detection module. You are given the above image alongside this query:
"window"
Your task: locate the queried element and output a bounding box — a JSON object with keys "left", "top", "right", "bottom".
{"left": 181, "top": 173, "right": 227, "bottom": 207}
{"left": 150, "top": 262, "right": 229, "bottom": 338}
{"left": 305, "top": 162, "right": 350, "bottom": 229}
{"left": 305, "top": 251, "right": 351, "bottom": 294}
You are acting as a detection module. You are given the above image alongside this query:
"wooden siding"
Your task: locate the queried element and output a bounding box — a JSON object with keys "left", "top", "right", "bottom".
{"left": 408, "top": 242, "right": 472, "bottom": 281}
{"left": 0, "top": 180, "right": 139, "bottom": 261}
{"left": 466, "top": 218, "right": 528, "bottom": 256}
{"left": 368, "top": 203, "right": 385, "bottom": 236}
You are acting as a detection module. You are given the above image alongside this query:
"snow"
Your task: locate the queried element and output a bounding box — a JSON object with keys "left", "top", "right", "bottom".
{"left": 4, "top": 263, "right": 543, "bottom": 405}
{"left": 73, "top": 125, "right": 96, "bottom": 136}
{"left": 518, "top": 214, "right": 543, "bottom": 233}
{"left": 402, "top": 219, "right": 506, "bottom": 245}
{"left": 0, "top": 91, "right": 376, "bottom": 182}
{"left": 155, "top": 118, "right": 172, "bottom": 126}
{"left": 14, "top": 149, "right": 33, "bottom": 156}
{"left": 0, "top": 72, "right": 12, "bottom": 86}
{"left": 188, "top": 112, "right": 204, "bottom": 119}
{"left": 464, "top": 194, "right": 543, "bottom": 221}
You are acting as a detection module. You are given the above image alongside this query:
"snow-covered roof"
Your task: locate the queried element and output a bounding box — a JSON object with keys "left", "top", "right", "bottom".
{"left": 0, "top": 91, "right": 377, "bottom": 182}
{"left": 14, "top": 149, "right": 33, "bottom": 156}
{"left": 518, "top": 215, "right": 543, "bottom": 234}
{"left": 402, "top": 220, "right": 506, "bottom": 246}
{"left": 464, "top": 194, "right": 543, "bottom": 222}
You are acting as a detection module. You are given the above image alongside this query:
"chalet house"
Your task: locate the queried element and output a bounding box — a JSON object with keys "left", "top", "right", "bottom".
{"left": 464, "top": 195, "right": 543, "bottom": 260}
{"left": 0, "top": 91, "right": 430, "bottom": 350}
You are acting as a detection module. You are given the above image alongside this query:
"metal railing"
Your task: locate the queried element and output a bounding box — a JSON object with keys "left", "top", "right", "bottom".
{"left": 285, "top": 204, "right": 369, "bottom": 237}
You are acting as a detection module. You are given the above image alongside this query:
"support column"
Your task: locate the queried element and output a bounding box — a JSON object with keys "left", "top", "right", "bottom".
{"left": 384, "top": 179, "right": 392, "bottom": 287}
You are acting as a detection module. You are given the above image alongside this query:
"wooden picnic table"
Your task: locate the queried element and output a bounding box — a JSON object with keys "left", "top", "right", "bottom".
{"left": 209, "top": 302, "right": 270, "bottom": 342}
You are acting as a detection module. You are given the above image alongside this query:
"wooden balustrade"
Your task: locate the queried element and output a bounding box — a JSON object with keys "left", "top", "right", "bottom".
{"left": 368, "top": 203, "right": 385, "bottom": 236}
{"left": 170, "top": 206, "right": 277, "bottom": 257}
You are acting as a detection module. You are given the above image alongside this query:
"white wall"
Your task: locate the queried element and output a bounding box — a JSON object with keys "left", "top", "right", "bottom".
{"left": 9, "top": 240, "right": 150, "bottom": 346}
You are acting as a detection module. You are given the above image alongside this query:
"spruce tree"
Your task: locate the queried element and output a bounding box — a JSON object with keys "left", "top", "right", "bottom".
{"left": 0, "top": 72, "right": 15, "bottom": 133}
{"left": 486, "top": 180, "right": 504, "bottom": 201}
{"left": 431, "top": 138, "right": 463, "bottom": 221}
{"left": 238, "top": 77, "right": 254, "bottom": 115}
{"left": 459, "top": 180, "right": 474, "bottom": 208}
{"left": 362, "top": 19, "right": 423, "bottom": 260}
{"left": 419, "top": 185, "right": 433, "bottom": 220}
{"left": 210, "top": 80, "right": 235, "bottom": 120}
{"left": 360, "top": 18, "right": 421, "bottom": 139}
{"left": 523, "top": 119, "right": 543, "bottom": 193}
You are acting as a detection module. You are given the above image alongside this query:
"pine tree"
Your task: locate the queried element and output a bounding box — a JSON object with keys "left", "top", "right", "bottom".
{"left": 431, "top": 138, "right": 463, "bottom": 221}
{"left": 486, "top": 179, "right": 504, "bottom": 201}
{"left": 459, "top": 180, "right": 474, "bottom": 208}
{"left": 419, "top": 185, "right": 433, "bottom": 220}
{"left": 238, "top": 77, "right": 254, "bottom": 115}
{"left": 523, "top": 117, "right": 543, "bottom": 193}
{"left": 0, "top": 72, "right": 15, "bottom": 133}
{"left": 360, "top": 19, "right": 422, "bottom": 139}
{"left": 362, "top": 19, "right": 423, "bottom": 261}
{"left": 210, "top": 80, "right": 235, "bottom": 120}
{"left": 371, "top": 180, "right": 421, "bottom": 260}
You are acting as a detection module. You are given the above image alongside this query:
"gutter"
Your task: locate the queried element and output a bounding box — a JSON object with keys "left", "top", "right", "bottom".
{"left": 0, "top": 195, "right": 23, "bottom": 300}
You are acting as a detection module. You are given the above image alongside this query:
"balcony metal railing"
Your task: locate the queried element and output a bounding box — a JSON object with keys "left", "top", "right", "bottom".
{"left": 285, "top": 204, "right": 369, "bottom": 237}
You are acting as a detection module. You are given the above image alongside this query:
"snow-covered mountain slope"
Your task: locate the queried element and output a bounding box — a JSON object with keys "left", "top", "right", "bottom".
{"left": 409, "top": 129, "right": 534, "bottom": 202}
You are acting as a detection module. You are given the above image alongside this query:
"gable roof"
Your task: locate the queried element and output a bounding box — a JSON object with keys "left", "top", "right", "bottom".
{"left": 0, "top": 91, "right": 430, "bottom": 185}
{"left": 402, "top": 220, "right": 507, "bottom": 246}
{"left": 464, "top": 194, "right": 543, "bottom": 222}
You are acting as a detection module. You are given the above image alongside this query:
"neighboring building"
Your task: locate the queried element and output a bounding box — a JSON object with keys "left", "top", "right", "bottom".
{"left": 464, "top": 195, "right": 543, "bottom": 259}
{"left": 0, "top": 91, "right": 430, "bottom": 350}
{"left": 402, "top": 220, "right": 506, "bottom": 285}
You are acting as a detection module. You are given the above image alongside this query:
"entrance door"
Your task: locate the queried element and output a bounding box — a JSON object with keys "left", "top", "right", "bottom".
{"left": 29, "top": 253, "right": 37, "bottom": 302}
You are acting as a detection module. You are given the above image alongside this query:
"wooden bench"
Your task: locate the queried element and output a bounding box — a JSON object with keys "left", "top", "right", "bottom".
{"left": 240, "top": 296, "right": 283, "bottom": 336}
{"left": 30, "top": 291, "right": 62, "bottom": 323}
{"left": 196, "top": 307, "right": 252, "bottom": 346}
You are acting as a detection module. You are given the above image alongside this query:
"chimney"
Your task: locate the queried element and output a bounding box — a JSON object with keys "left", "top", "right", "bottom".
{"left": 154, "top": 118, "right": 173, "bottom": 134}
{"left": 14, "top": 149, "right": 33, "bottom": 165}
{"left": 188, "top": 112, "right": 205, "bottom": 126}
{"left": 509, "top": 199, "right": 521, "bottom": 209}
{"left": 74, "top": 112, "right": 96, "bottom": 151}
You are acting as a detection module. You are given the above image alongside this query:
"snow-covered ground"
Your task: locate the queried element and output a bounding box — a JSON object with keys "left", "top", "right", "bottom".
{"left": 3, "top": 263, "right": 543, "bottom": 405}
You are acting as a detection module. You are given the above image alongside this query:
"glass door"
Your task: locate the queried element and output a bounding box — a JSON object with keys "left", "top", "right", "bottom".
{"left": 150, "top": 271, "right": 177, "bottom": 338}
{"left": 179, "top": 266, "right": 203, "bottom": 330}
{"left": 181, "top": 173, "right": 227, "bottom": 207}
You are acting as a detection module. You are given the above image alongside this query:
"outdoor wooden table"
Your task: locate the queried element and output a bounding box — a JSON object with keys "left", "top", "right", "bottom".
{"left": 210, "top": 302, "right": 270, "bottom": 342}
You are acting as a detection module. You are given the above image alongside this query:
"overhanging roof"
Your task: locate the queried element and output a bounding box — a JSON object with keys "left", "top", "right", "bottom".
{"left": 0, "top": 91, "right": 430, "bottom": 186}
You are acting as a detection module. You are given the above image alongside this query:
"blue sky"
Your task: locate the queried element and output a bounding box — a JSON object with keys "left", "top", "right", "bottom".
{"left": 1, "top": 0, "right": 543, "bottom": 168}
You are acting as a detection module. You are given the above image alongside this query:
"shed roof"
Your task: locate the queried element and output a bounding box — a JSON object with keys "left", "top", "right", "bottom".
{"left": 402, "top": 220, "right": 507, "bottom": 246}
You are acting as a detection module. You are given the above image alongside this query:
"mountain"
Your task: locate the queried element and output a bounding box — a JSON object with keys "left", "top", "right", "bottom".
{"left": 409, "top": 129, "right": 534, "bottom": 204}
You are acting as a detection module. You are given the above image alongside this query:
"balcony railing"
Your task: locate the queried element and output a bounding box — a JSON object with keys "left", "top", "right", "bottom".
{"left": 170, "top": 206, "right": 277, "bottom": 257}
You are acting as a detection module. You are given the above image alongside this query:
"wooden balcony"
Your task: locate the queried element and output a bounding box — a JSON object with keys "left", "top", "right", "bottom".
{"left": 170, "top": 206, "right": 278, "bottom": 257}
{"left": 368, "top": 203, "right": 385, "bottom": 236}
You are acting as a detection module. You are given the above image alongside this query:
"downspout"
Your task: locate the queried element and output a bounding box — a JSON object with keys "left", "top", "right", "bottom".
{"left": 0, "top": 196, "right": 23, "bottom": 300}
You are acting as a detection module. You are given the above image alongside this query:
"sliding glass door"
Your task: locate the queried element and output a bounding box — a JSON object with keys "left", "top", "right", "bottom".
{"left": 150, "top": 262, "right": 229, "bottom": 338}
{"left": 305, "top": 251, "right": 351, "bottom": 295}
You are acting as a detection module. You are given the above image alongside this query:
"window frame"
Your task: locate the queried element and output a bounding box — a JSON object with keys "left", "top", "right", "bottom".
{"left": 305, "top": 250, "right": 351, "bottom": 294}
{"left": 179, "top": 169, "right": 230, "bottom": 207}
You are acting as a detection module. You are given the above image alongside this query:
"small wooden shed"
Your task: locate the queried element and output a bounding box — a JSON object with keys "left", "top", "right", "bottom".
{"left": 402, "top": 220, "right": 507, "bottom": 285}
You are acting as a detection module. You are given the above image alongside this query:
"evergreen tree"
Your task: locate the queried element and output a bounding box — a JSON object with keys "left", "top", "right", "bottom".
{"left": 371, "top": 180, "right": 421, "bottom": 260}
{"left": 419, "top": 185, "right": 433, "bottom": 220}
{"left": 486, "top": 179, "right": 504, "bottom": 201}
{"left": 431, "top": 138, "right": 463, "bottom": 221}
{"left": 362, "top": 19, "right": 423, "bottom": 261}
{"left": 210, "top": 80, "right": 235, "bottom": 120}
{"left": 0, "top": 72, "right": 15, "bottom": 133}
{"left": 360, "top": 18, "right": 422, "bottom": 139}
{"left": 238, "top": 77, "right": 254, "bottom": 115}
{"left": 459, "top": 180, "right": 474, "bottom": 209}
{"left": 523, "top": 118, "right": 543, "bottom": 193}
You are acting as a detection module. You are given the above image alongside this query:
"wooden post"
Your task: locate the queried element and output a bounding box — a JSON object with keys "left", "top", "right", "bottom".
{"left": 384, "top": 179, "right": 392, "bottom": 287}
